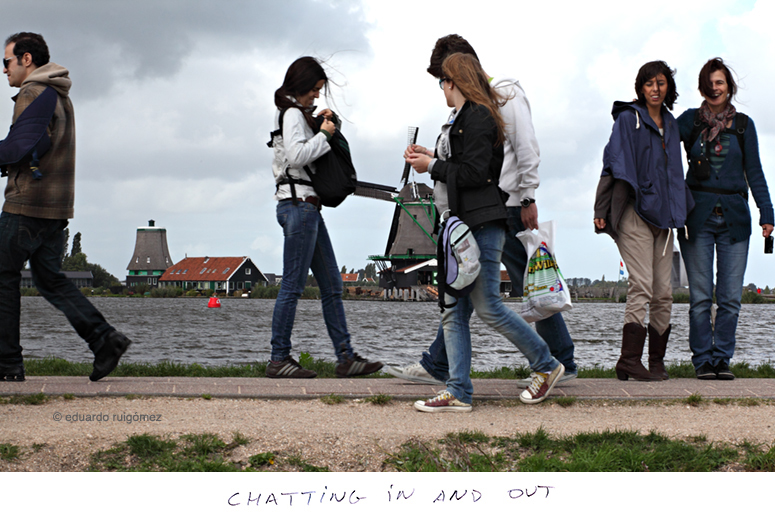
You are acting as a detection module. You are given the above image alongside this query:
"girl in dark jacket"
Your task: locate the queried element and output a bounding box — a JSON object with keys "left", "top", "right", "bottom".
{"left": 677, "top": 58, "right": 773, "bottom": 380}
{"left": 594, "top": 61, "right": 693, "bottom": 381}
{"left": 406, "top": 53, "right": 562, "bottom": 411}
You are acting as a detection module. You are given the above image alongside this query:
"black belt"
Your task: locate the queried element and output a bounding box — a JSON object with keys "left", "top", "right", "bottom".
{"left": 281, "top": 196, "right": 321, "bottom": 210}
{"left": 689, "top": 185, "right": 747, "bottom": 200}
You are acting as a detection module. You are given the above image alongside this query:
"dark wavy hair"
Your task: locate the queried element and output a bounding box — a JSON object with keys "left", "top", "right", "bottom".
{"left": 634, "top": 60, "right": 678, "bottom": 111}
{"left": 427, "top": 34, "right": 479, "bottom": 78}
{"left": 274, "top": 57, "right": 328, "bottom": 129}
{"left": 5, "top": 32, "right": 49, "bottom": 67}
{"left": 698, "top": 57, "right": 737, "bottom": 101}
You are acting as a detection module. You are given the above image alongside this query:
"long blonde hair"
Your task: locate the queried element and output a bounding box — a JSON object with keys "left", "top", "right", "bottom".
{"left": 441, "top": 52, "right": 507, "bottom": 145}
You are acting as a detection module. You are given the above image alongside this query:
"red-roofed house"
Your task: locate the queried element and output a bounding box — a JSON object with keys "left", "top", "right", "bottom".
{"left": 159, "top": 256, "right": 268, "bottom": 295}
{"left": 341, "top": 273, "right": 359, "bottom": 284}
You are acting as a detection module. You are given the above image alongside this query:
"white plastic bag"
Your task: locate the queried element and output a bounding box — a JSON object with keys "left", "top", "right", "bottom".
{"left": 516, "top": 220, "right": 572, "bottom": 323}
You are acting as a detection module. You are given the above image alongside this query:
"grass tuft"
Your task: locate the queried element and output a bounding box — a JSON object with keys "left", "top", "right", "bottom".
{"left": 249, "top": 452, "right": 276, "bottom": 468}
{"left": 0, "top": 443, "right": 20, "bottom": 461}
{"left": 365, "top": 394, "right": 392, "bottom": 405}
{"left": 685, "top": 393, "right": 703, "bottom": 407}
{"left": 554, "top": 396, "right": 577, "bottom": 407}
{"left": 320, "top": 394, "right": 345, "bottom": 405}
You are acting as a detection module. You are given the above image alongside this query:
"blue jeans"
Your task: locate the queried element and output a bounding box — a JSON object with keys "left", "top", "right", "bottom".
{"left": 270, "top": 201, "right": 353, "bottom": 363}
{"left": 678, "top": 212, "right": 749, "bottom": 369}
{"left": 440, "top": 222, "right": 559, "bottom": 404}
{"left": 421, "top": 207, "right": 576, "bottom": 381}
{"left": 0, "top": 212, "right": 113, "bottom": 369}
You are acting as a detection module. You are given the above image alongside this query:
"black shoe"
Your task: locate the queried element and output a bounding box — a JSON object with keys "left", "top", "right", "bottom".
{"left": 695, "top": 361, "right": 717, "bottom": 380}
{"left": 89, "top": 330, "right": 131, "bottom": 382}
{"left": 335, "top": 353, "right": 383, "bottom": 378}
{"left": 266, "top": 356, "right": 317, "bottom": 378}
{"left": 715, "top": 361, "right": 735, "bottom": 380}
{"left": 0, "top": 364, "right": 25, "bottom": 382}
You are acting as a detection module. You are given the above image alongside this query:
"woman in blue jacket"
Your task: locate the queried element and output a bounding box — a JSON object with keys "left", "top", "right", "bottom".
{"left": 677, "top": 58, "right": 773, "bottom": 380}
{"left": 406, "top": 53, "right": 563, "bottom": 411}
{"left": 594, "top": 61, "right": 693, "bottom": 381}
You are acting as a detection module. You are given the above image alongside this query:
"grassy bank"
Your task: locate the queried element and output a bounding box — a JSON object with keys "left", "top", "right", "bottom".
{"left": 0, "top": 428, "right": 763, "bottom": 471}
{"left": 23, "top": 355, "right": 775, "bottom": 379}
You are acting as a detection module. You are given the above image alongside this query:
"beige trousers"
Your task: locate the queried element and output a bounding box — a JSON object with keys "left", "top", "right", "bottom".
{"left": 616, "top": 204, "right": 673, "bottom": 334}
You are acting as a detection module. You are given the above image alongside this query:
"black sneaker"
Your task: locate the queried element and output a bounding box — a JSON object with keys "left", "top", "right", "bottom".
{"left": 0, "top": 364, "right": 25, "bottom": 382}
{"left": 695, "top": 361, "right": 717, "bottom": 380}
{"left": 715, "top": 361, "right": 735, "bottom": 380}
{"left": 266, "top": 356, "right": 317, "bottom": 378}
{"left": 90, "top": 330, "right": 131, "bottom": 382}
{"left": 335, "top": 353, "right": 383, "bottom": 378}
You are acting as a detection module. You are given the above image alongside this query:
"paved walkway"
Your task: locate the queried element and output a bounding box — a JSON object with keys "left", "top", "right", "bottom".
{"left": 3, "top": 376, "right": 775, "bottom": 401}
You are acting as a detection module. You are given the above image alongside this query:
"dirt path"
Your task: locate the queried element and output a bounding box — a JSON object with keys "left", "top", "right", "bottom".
{"left": 1, "top": 396, "right": 774, "bottom": 471}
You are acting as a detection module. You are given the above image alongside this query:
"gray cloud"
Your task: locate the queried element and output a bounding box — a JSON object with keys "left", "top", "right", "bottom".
{"left": 16, "top": 0, "right": 372, "bottom": 100}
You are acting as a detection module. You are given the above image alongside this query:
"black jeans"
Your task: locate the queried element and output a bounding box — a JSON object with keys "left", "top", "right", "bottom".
{"left": 0, "top": 212, "right": 112, "bottom": 369}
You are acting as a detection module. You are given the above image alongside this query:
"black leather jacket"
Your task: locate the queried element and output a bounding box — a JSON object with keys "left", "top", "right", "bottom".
{"left": 430, "top": 101, "right": 507, "bottom": 229}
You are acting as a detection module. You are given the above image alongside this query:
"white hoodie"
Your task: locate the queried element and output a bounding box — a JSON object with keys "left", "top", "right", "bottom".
{"left": 491, "top": 77, "right": 541, "bottom": 207}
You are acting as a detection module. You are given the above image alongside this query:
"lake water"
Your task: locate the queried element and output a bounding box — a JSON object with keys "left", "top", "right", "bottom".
{"left": 19, "top": 297, "right": 775, "bottom": 369}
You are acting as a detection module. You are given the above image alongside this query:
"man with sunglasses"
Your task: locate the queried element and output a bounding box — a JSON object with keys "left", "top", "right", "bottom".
{"left": 0, "top": 32, "right": 130, "bottom": 382}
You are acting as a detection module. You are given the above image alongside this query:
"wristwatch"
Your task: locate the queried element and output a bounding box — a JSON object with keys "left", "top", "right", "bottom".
{"left": 520, "top": 198, "right": 535, "bottom": 208}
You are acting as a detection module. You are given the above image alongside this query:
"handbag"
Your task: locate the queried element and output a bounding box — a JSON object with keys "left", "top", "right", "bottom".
{"left": 516, "top": 220, "right": 572, "bottom": 322}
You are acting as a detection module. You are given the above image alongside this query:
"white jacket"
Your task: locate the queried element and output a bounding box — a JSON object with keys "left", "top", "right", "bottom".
{"left": 492, "top": 77, "right": 541, "bottom": 207}
{"left": 271, "top": 103, "right": 331, "bottom": 201}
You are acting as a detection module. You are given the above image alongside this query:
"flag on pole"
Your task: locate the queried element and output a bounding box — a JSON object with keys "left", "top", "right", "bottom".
{"left": 619, "top": 260, "right": 625, "bottom": 276}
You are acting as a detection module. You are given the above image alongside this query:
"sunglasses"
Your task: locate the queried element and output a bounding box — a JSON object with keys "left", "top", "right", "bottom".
{"left": 438, "top": 77, "right": 450, "bottom": 89}
{"left": 2, "top": 56, "right": 17, "bottom": 69}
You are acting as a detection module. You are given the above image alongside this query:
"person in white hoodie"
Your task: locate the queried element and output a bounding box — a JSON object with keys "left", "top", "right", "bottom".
{"left": 389, "top": 34, "right": 577, "bottom": 387}
{"left": 0, "top": 32, "right": 130, "bottom": 382}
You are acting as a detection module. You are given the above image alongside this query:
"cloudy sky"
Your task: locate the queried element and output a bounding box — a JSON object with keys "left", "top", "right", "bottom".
{"left": 3, "top": 0, "right": 774, "bottom": 287}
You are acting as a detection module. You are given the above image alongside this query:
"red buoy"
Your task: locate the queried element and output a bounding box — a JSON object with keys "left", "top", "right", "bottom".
{"left": 208, "top": 296, "right": 221, "bottom": 308}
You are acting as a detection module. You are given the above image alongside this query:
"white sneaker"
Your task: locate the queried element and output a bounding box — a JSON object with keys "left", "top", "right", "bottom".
{"left": 519, "top": 363, "right": 565, "bottom": 405}
{"left": 414, "top": 389, "right": 472, "bottom": 413}
{"left": 516, "top": 370, "right": 576, "bottom": 388}
{"left": 385, "top": 362, "right": 443, "bottom": 384}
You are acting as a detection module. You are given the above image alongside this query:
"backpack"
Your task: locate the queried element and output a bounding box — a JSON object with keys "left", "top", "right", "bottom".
{"left": 436, "top": 211, "right": 480, "bottom": 312}
{"left": 267, "top": 108, "right": 357, "bottom": 208}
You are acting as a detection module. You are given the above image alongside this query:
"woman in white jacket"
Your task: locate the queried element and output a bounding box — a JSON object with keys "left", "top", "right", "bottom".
{"left": 266, "top": 57, "right": 382, "bottom": 379}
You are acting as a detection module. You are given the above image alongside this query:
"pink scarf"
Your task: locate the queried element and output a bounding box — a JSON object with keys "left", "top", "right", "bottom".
{"left": 698, "top": 100, "right": 736, "bottom": 145}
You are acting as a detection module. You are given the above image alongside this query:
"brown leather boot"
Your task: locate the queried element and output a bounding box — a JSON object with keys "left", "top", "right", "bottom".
{"left": 615, "top": 323, "right": 661, "bottom": 381}
{"left": 648, "top": 324, "right": 670, "bottom": 380}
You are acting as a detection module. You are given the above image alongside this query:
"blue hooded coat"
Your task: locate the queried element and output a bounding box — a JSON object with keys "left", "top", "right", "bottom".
{"left": 595, "top": 101, "right": 694, "bottom": 241}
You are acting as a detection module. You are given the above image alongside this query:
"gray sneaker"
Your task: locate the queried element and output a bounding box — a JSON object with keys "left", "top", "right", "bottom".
{"left": 385, "top": 362, "right": 443, "bottom": 384}
{"left": 516, "top": 370, "right": 576, "bottom": 388}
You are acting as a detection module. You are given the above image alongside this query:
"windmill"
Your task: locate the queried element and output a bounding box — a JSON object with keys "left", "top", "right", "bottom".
{"left": 352, "top": 127, "right": 438, "bottom": 290}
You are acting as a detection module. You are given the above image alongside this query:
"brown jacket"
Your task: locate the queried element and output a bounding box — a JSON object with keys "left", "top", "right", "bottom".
{"left": 3, "top": 62, "right": 75, "bottom": 219}
{"left": 594, "top": 174, "right": 634, "bottom": 242}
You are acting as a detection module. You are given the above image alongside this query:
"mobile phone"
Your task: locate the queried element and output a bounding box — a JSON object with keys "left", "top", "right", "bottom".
{"left": 766, "top": 235, "right": 774, "bottom": 254}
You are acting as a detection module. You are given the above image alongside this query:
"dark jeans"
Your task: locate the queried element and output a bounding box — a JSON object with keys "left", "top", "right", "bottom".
{"left": 270, "top": 201, "right": 353, "bottom": 363}
{"left": 420, "top": 206, "right": 577, "bottom": 381}
{"left": 0, "top": 212, "right": 112, "bottom": 369}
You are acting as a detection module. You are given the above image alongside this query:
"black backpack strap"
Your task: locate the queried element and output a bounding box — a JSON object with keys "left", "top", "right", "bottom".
{"left": 267, "top": 107, "right": 289, "bottom": 148}
{"left": 729, "top": 113, "right": 748, "bottom": 170}
{"left": 685, "top": 109, "right": 705, "bottom": 157}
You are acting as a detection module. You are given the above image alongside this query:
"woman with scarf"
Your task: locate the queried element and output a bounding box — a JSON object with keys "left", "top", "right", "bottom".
{"left": 266, "top": 57, "right": 382, "bottom": 379}
{"left": 677, "top": 58, "right": 773, "bottom": 380}
{"left": 594, "top": 61, "right": 694, "bottom": 382}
